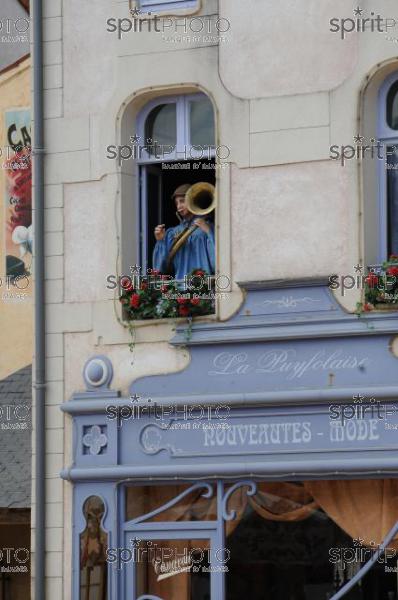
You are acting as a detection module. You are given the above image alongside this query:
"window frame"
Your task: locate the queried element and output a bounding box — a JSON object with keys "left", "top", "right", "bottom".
{"left": 136, "top": 93, "right": 216, "bottom": 164}
{"left": 377, "top": 72, "right": 398, "bottom": 262}
{"left": 139, "top": 96, "right": 179, "bottom": 163}
{"left": 185, "top": 93, "right": 216, "bottom": 155}
{"left": 138, "top": 0, "right": 198, "bottom": 14}
{"left": 136, "top": 92, "right": 216, "bottom": 272}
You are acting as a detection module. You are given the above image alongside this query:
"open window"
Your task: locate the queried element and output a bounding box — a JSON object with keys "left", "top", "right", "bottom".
{"left": 378, "top": 72, "right": 398, "bottom": 262}
{"left": 118, "top": 91, "right": 218, "bottom": 321}
{"left": 360, "top": 69, "right": 398, "bottom": 309}
{"left": 136, "top": 93, "right": 216, "bottom": 272}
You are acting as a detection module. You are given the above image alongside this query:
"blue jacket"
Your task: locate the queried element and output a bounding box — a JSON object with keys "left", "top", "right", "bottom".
{"left": 153, "top": 218, "right": 215, "bottom": 280}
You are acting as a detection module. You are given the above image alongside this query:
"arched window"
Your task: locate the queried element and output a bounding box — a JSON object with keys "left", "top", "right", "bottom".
{"left": 377, "top": 73, "right": 398, "bottom": 261}
{"left": 386, "top": 80, "right": 398, "bottom": 130}
{"left": 136, "top": 93, "right": 216, "bottom": 272}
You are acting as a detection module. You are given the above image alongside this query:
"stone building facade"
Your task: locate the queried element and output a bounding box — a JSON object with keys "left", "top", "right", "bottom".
{"left": 37, "top": 1, "right": 398, "bottom": 599}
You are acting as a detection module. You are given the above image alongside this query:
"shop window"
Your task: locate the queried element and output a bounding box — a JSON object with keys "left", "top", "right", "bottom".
{"left": 125, "top": 483, "right": 217, "bottom": 522}
{"left": 80, "top": 496, "right": 108, "bottom": 600}
{"left": 120, "top": 480, "right": 398, "bottom": 599}
{"left": 135, "top": 538, "right": 211, "bottom": 599}
{"left": 138, "top": 0, "right": 198, "bottom": 13}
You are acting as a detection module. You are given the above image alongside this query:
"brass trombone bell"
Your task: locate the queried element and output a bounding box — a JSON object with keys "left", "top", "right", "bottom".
{"left": 185, "top": 182, "right": 216, "bottom": 216}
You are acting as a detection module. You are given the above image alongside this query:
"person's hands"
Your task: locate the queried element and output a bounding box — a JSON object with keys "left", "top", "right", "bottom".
{"left": 154, "top": 224, "right": 166, "bottom": 241}
{"left": 194, "top": 218, "right": 210, "bottom": 234}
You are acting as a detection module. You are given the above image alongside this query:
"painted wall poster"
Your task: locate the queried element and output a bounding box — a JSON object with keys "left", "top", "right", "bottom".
{"left": 4, "top": 108, "right": 32, "bottom": 278}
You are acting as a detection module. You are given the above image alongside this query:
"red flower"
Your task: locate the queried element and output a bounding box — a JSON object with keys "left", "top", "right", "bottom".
{"left": 194, "top": 270, "right": 205, "bottom": 277}
{"left": 365, "top": 273, "right": 379, "bottom": 287}
{"left": 130, "top": 294, "right": 140, "bottom": 309}
{"left": 363, "top": 303, "right": 374, "bottom": 312}
{"left": 191, "top": 297, "right": 200, "bottom": 305}
{"left": 386, "top": 266, "right": 398, "bottom": 277}
{"left": 178, "top": 305, "right": 190, "bottom": 317}
{"left": 161, "top": 285, "right": 168, "bottom": 293}
{"left": 151, "top": 269, "right": 160, "bottom": 275}
{"left": 120, "top": 276, "right": 134, "bottom": 291}
{"left": 177, "top": 297, "right": 188, "bottom": 305}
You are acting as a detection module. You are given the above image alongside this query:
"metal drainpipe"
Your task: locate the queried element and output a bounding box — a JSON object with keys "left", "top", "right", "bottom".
{"left": 32, "top": 0, "right": 45, "bottom": 599}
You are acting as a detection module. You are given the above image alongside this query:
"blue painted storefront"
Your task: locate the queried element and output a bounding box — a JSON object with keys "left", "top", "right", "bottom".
{"left": 62, "top": 281, "right": 398, "bottom": 599}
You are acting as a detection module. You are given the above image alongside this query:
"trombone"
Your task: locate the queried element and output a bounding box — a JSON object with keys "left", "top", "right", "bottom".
{"left": 175, "top": 181, "right": 216, "bottom": 223}
{"left": 169, "top": 182, "right": 216, "bottom": 267}
{"left": 185, "top": 181, "right": 216, "bottom": 216}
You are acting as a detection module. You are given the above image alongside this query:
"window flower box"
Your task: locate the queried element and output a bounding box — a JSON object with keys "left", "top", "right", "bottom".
{"left": 119, "top": 269, "right": 215, "bottom": 321}
{"left": 358, "top": 256, "right": 398, "bottom": 312}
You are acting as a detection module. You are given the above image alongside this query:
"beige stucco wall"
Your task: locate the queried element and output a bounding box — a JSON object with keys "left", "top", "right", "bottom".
{"left": 231, "top": 161, "right": 354, "bottom": 282}
{"left": 0, "top": 57, "right": 32, "bottom": 380}
{"left": 36, "top": 0, "right": 398, "bottom": 598}
{"left": 219, "top": 0, "right": 358, "bottom": 98}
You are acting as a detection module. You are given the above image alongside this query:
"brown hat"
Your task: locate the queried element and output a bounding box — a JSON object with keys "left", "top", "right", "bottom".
{"left": 172, "top": 183, "right": 191, "bottom": 199}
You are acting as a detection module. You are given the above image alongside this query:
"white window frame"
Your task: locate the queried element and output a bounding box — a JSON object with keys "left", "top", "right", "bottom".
{"left": 136, "top": 92, "right": 216, "bottom": 271}
{"left": 136, "top": 93, "right": 216, "bottom": 164}
{"left": 138, "top": 0, "right": 198, "bottom": 14}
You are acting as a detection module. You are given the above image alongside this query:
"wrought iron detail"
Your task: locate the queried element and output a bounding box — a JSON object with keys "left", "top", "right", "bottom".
{"left": 329, "top": 519, "right": 398, "bottom": 599}
{"left": 221, "top": 480, "right": 257, "bottom": 521}
{"left": 128, "top": 483, "right": 213, "bottom": 525}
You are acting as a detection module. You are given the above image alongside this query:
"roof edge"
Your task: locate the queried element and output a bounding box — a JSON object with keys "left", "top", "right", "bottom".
{"left": 0, "top": 53, "right": 30, "bottom": 79}
{"left": 17, "top": 0, "right": 30, "bottom": 14}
